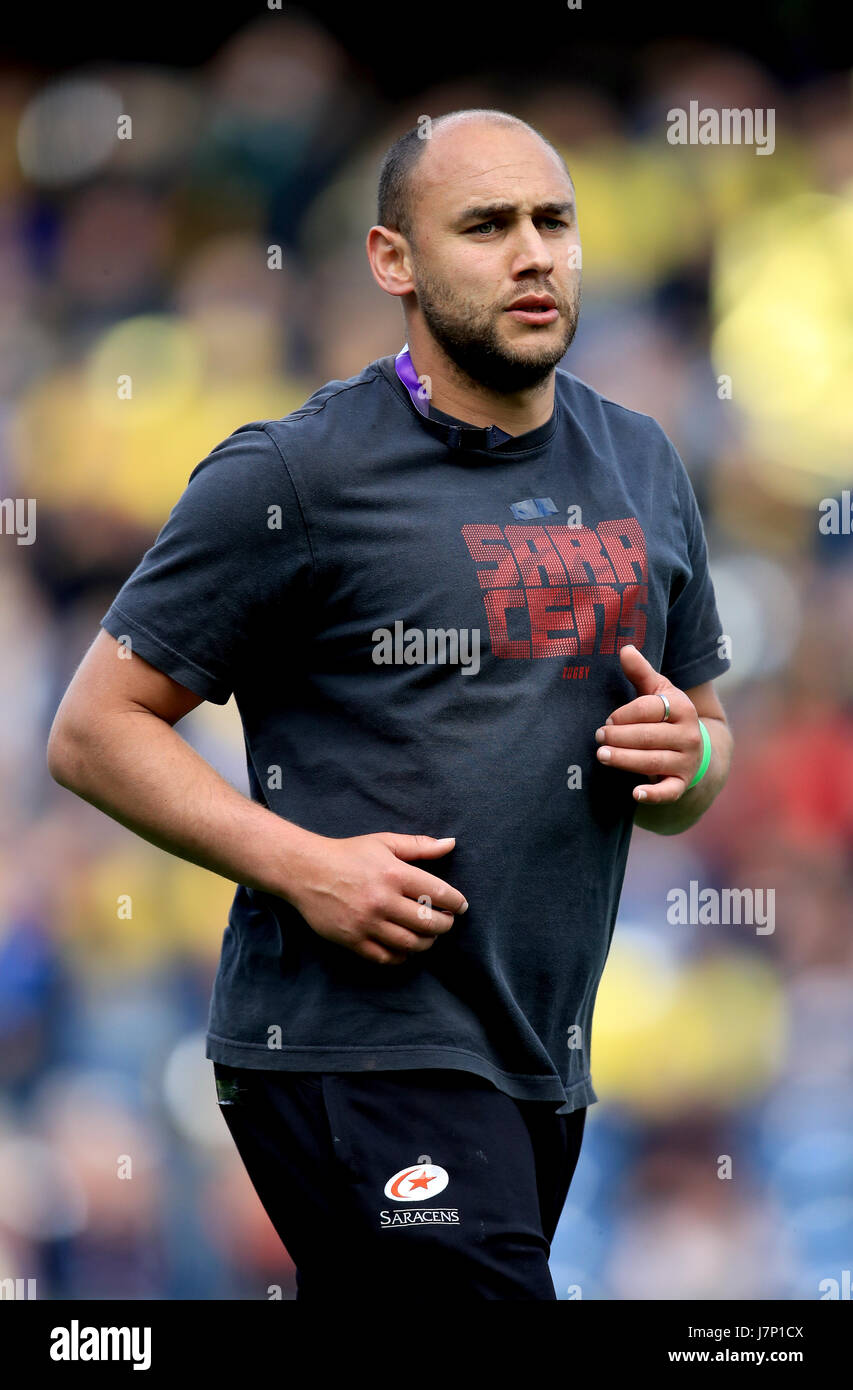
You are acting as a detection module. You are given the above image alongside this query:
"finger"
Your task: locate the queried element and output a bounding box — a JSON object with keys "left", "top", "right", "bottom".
{"left": 381, "top": 832, "right": 458, "bottom": 861}
{"left": 618, "top": 643, "right": 662, "bottom": 694}
{"left": 596, "top": 745, "right": 685, "bottom": 777}
{"left": 633, "top": 776, "right": 686, "bottom": 804}
{"left": 399, "top": 867, "right": 469, "bottom": 915}
{"left": 360, "top": 940, "right": 410, "bottom": 965}
{"left": 605, "top": 693, "right": 684, "bottom": 726}
{"left": 596, "top": 722, "right": 695, "bottom": 751}
{"left": 371, "top": 922, "right": 440, "bottom": 955}
{"left": 387, "top": 896, "right": 457, "bottom": 937}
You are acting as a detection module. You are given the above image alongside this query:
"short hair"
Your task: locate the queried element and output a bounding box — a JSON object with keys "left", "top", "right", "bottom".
{"left": 376, "top": 108, "right": 572, "bottom": 246}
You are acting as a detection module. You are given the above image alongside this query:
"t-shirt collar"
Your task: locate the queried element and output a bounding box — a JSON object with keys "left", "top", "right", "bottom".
{"left": 381, "top": 345, "right": 559, "bottom": 454}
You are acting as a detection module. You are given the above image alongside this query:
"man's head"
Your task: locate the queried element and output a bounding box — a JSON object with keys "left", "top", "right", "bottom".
{"left": 368, "top": 110, "right": 582, "bottom": 394}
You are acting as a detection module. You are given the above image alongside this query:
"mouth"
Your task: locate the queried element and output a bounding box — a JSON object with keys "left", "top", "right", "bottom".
{"left": 505, "top": 294, "right": 559, "bottom": 324}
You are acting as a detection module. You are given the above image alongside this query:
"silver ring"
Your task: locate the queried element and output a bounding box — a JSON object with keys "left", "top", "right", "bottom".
{"left": 656, "top": 693, "right": 671, "bottom": 722}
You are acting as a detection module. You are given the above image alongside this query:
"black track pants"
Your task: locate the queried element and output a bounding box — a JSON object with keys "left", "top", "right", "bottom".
{"left": 214, "top": 1063, "right": 586, "bottom": 1301}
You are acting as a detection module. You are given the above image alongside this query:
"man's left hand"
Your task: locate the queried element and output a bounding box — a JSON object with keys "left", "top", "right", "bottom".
{"left": 595, "top": 644, "right": 704, "bottom": 804}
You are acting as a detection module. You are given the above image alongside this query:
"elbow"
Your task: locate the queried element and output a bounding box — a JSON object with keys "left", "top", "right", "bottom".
{"left": 46, "top": 717, "right": 83, "bottom": 790}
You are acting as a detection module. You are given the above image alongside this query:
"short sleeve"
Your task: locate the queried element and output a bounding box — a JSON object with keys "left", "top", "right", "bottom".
{"left": 99, "top": 424, "right": 315, "bottom": 704}
{"left": 660, "top": 442, "right": 731, "bottom": 690}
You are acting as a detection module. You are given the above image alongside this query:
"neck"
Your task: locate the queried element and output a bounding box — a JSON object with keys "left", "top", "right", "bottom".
{"left": 404, "top": 327, "right": 555, "bottom": 437}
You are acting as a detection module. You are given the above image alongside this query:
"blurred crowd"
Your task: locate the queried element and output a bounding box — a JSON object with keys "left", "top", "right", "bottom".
{"left": 1, "top": 14, "right": 851, "bottom": 1300}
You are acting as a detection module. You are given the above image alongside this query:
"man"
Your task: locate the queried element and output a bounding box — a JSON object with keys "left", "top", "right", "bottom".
{"left": 47, "top": 108, "right": 733, "bottom": 1300}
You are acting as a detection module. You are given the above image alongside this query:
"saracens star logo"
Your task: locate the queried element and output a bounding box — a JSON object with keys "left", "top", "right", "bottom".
{"left": 383, "top": 1161, "right": 450, "bottom": 1202}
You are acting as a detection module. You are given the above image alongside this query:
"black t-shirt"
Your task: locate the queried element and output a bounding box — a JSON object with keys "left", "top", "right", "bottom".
{"left": 100, "top": 352, "right": 730, "bottom": 1114}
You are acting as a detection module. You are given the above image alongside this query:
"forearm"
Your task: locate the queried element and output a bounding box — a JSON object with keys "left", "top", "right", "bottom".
{"left": 632, "top": 715, "right": 733, "bottom": 835}
{"left": 47, "top": 709, "right": 319, "bottom": 903}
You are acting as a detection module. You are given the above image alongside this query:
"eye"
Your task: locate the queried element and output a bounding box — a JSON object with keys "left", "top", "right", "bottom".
{"left": 541, "top": 218, "right": 566, "bottom": 230}
{"left": 469, "top": 220, "right": 498, "bottom": 234}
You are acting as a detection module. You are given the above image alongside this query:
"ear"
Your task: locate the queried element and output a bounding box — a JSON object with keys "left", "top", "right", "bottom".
{"left": 366, "top": 226, "right": 414, "bottom": 299}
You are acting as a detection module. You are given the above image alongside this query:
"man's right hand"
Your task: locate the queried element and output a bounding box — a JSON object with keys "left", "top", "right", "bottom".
{"left": 47, "top": 633, "right": 467, "bottom": 968}
{"left": 284, "top": 832, "right": 468, "bottom": 965}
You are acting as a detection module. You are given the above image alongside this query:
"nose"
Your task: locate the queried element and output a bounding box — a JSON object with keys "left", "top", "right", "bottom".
{"left": 510, "top": 218, "right": 555, "bottom": 277}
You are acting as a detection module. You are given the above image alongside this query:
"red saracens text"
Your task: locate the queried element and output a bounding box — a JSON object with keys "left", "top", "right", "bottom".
{"left": 460, "top": 519, "right": 648, "bottom": 659}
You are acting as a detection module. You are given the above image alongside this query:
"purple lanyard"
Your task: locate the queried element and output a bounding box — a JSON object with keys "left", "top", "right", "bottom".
{"left": 394, "top": 344, "right": 430, "bottom": 417}
{"left": 394, "top": 344, "right": 512, "bottom": 443}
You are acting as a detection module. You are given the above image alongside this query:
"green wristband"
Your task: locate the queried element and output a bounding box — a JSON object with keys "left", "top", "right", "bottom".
{"left": 688, "top": 719, "right": 712, "bottom": 789}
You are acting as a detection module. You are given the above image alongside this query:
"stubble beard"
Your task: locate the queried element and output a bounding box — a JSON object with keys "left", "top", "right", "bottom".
{"left": 411, "top": 262, "right": 581, "bottom": 395}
